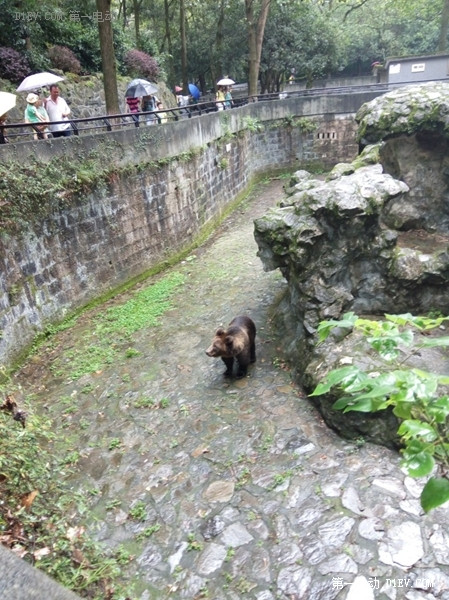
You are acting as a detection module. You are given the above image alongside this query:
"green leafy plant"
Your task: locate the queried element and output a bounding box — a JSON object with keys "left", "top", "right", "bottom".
{"left": 135, "top": 523, "right": 161, "bottom": 540}
{"left": 242, "top": 116, "right": 263, "bottom": 132}
{"left": 294, "top": 117, "right": 318, "bottom": 133}
{"left": 108, "top": 438, "right": 122, "bottom": 450}
{"left": 281, "top": 116, "right": 317, "bottom": 133}
{"left": 268, "top": 469, "right": 294, "bottom": 491}
{"left": 187, "top": 532, "right": 203, "bottom": 551}
{"left": 105, "top": 499, "right": 121, "bottom": 510}
{"left": 124, "top": 347, "right": 140, "bottom": 358}
{"left": 310, "top": 312, "right": 449, "bottom": 512}
{"left": 114, "top": 544, "right": 134, "bottom": 565}
{"left": 128, "top": 500, "right": 147, "bottom": 521}
{"left": 134, "top": 395, "right": 156, "bottom": 408}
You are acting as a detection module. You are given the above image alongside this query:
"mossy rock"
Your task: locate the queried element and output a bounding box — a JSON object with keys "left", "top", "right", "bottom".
{"left": 356, "top": 82, "right": 449, "bottom": 144}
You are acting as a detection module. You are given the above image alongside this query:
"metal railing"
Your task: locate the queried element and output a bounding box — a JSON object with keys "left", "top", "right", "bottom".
{"left": 0, "top": 81, "right": 417, "bottom": 145}
{"left": 1, "top": 100, "right": 237, "bottom": 142}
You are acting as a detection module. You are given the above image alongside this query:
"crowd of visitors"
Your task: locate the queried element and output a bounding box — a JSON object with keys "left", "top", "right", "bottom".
{"left": 0, "top": 78, "right": 236, "bottom": 143}
{"left": 126, "top": 93, "right": 167, "bottom": 125}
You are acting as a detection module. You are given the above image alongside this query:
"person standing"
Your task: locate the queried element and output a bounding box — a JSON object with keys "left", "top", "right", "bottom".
{"left": 126, "top": 95, "right": 140, "bottom": 123}
{"left": 156, "top": 101, "right": 167, "bottom": 124}
{"left": 0, "top": 114, "right": 8, "bottom": 144}
{"left": 141, "top": 95, "right": 157, "bottom": 125}
{"left": 224, "top": 86, "right": 233, "bottom": 109}
{"left": 215, "top": 86, "right": 225, "bottom": 111}
{"left": 25, "top": 93, "right": 50, "bottom": 139}
{"left": 45, "top": 85, "right": 72, "bottom": 138}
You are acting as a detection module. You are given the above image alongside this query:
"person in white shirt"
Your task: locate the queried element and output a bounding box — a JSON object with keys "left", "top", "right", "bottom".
{"left": 45, "top": 85, "right": 72, "bottom": 138}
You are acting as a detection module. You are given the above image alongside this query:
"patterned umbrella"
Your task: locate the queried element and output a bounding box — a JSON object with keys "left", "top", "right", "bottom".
{"left": 126, "top": 79, "right": 159, "bottom": 98}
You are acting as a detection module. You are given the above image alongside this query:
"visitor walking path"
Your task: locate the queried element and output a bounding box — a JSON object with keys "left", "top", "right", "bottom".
{"left": 14, "top": 179, "right": 449, "bottom": 600}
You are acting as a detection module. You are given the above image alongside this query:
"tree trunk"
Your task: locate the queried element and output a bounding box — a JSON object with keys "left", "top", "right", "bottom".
{"left": 180, "top": 0, "right": 188, "bottom": 93}
{"left": 162, "top": 0, "right": 175, "bottom": 84}
{"left": 245, "top": 0, "right": 271, "bottom": 98}
{"left": 118, "top": 0, "right": 127, "bottom": 28}
{"left": 133, "top": 0, "right": 140, "bottom": 48}
{"left": 215, "top": 0, "right": 226, "bottom": 82}
{"left": 439, "top": 0, "right": 449, "bottom": 51}
{"left": 164, "top": 0, "right": 173, "bottom": 55}
{"left": 96, "top": 0, "right": 120, "bottom": 115}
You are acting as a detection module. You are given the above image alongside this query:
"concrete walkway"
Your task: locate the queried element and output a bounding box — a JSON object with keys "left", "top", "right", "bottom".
{"left": 11, "top": 179, "right": 449, "bottom": 600}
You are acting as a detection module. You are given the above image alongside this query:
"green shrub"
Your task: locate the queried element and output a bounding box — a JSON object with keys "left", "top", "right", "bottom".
{"left": 311, "top": 312, "right": 449, "bottom": 512}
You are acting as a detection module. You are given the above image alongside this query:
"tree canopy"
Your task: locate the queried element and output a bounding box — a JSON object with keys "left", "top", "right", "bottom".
{"left": 1, "top": 0, "right": 448, "bottom": 100}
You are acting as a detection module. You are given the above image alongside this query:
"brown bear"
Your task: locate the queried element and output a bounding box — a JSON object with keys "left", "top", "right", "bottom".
{"left": 206, "top": 316, "right": 256, "bottom": 378}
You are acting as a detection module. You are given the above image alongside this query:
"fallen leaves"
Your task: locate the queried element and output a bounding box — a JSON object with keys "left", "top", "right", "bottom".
{"left": 21, "top": 490, "right": 38, "bottom": 510}
{"left": 1, "top": 394, "right": 27, "bottom": 428}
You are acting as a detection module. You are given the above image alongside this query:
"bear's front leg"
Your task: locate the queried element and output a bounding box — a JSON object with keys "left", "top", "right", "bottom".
{"left": 235, "top": 357, "right": 249, "bottom": 378}
{"left": 221, "top": 356, "right": 234, "bottom": 377}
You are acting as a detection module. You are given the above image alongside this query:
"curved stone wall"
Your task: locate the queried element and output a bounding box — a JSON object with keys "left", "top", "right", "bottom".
{"left": 0, "top": 92, "right": 379, "bottom": 367}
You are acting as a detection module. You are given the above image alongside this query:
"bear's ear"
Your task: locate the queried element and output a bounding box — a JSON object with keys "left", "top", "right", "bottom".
{"left": 215, "top": 327, "right": 226, "bottom": 336}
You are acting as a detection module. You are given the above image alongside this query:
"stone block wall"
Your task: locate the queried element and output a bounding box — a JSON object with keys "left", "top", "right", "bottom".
{"left": 0, "top": 95, "right": 368, "bottom": 367}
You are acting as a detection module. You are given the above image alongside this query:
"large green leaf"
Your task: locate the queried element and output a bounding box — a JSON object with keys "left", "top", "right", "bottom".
{"left": 398, "top": 419, "right": 437, "bottom": 442}
{"left": 421, "top": 477, "right": 449, "bottom": 512}
{"left": 316, "top": 312, "right": 357, "bottom": 342}
{"left": 392, "top": 402, "right": 413, "bottom": 419}
{"left": 309, "top": 366, "right": 364, "bottom": 397}
{"left": 337, "top": 397, "right": 375, "bottom": 413}
{"left": 401, "top": 450, "right": 435, "bottom": 477}
{"left": 385, "top": 313, "right": 449, "bottom": 330}
{"left": 427, "top": 396, "right": 449, "bottom": 423}
{"left": 420, "top": 336, "right": 449, "bottom": 348}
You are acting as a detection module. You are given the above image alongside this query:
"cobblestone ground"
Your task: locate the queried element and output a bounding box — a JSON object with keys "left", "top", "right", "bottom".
{"left": 16, "top": 180, "right": 449, "bottom": 600}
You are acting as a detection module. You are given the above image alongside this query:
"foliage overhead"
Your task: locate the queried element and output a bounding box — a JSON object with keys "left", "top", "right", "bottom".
{"left": 0, "top": 0, "right": 448, "bottom": 91}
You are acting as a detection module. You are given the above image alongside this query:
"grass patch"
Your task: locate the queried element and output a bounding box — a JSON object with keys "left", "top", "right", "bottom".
{"left": 96, "top": 271, "right": 184, "bottom": 336}
{"left": 50, "top": 271, "right": 184, "bottom": 381}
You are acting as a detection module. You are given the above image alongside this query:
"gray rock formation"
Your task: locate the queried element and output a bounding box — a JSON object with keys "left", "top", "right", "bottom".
{"left": 254, "top": 82, "right": 449, "bottom": 442}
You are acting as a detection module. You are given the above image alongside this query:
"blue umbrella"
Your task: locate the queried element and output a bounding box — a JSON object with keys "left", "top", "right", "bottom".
{"left": 188, "top": 83, "right": 200, "bottom": 100}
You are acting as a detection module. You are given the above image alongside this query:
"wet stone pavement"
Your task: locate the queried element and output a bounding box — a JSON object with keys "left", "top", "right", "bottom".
{"left": 15, "top": 180, "right": 449, "bottom": 600}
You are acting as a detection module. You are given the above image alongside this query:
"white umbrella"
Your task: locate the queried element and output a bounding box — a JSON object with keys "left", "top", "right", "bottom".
{"left": 126, "top": 79, "right": 159, "bottom": 98}
{"left": 217, "top": 77, "right": 235, "bottom": 86}
{"left": 16, "top": 72, "right": 64, "bottom": 93}
{"left": 0, "top": 92, "right": 16, "bottom": 117}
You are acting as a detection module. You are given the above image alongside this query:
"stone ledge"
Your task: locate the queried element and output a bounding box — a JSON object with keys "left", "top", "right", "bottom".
{"left": 0, "top": 545, "right": 82, "bottom": 600}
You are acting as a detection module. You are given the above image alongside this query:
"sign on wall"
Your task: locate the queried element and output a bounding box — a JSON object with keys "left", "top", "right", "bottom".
{"left": 389, "top": 64, "right": 401, "bottom": 74}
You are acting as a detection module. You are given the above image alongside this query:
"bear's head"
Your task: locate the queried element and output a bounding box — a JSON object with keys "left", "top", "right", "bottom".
{"left": 206, "top": 327, "right": 244, "bottom": 358}
{"left": 206, "top": 328, "right": 228, "bottom": 357}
